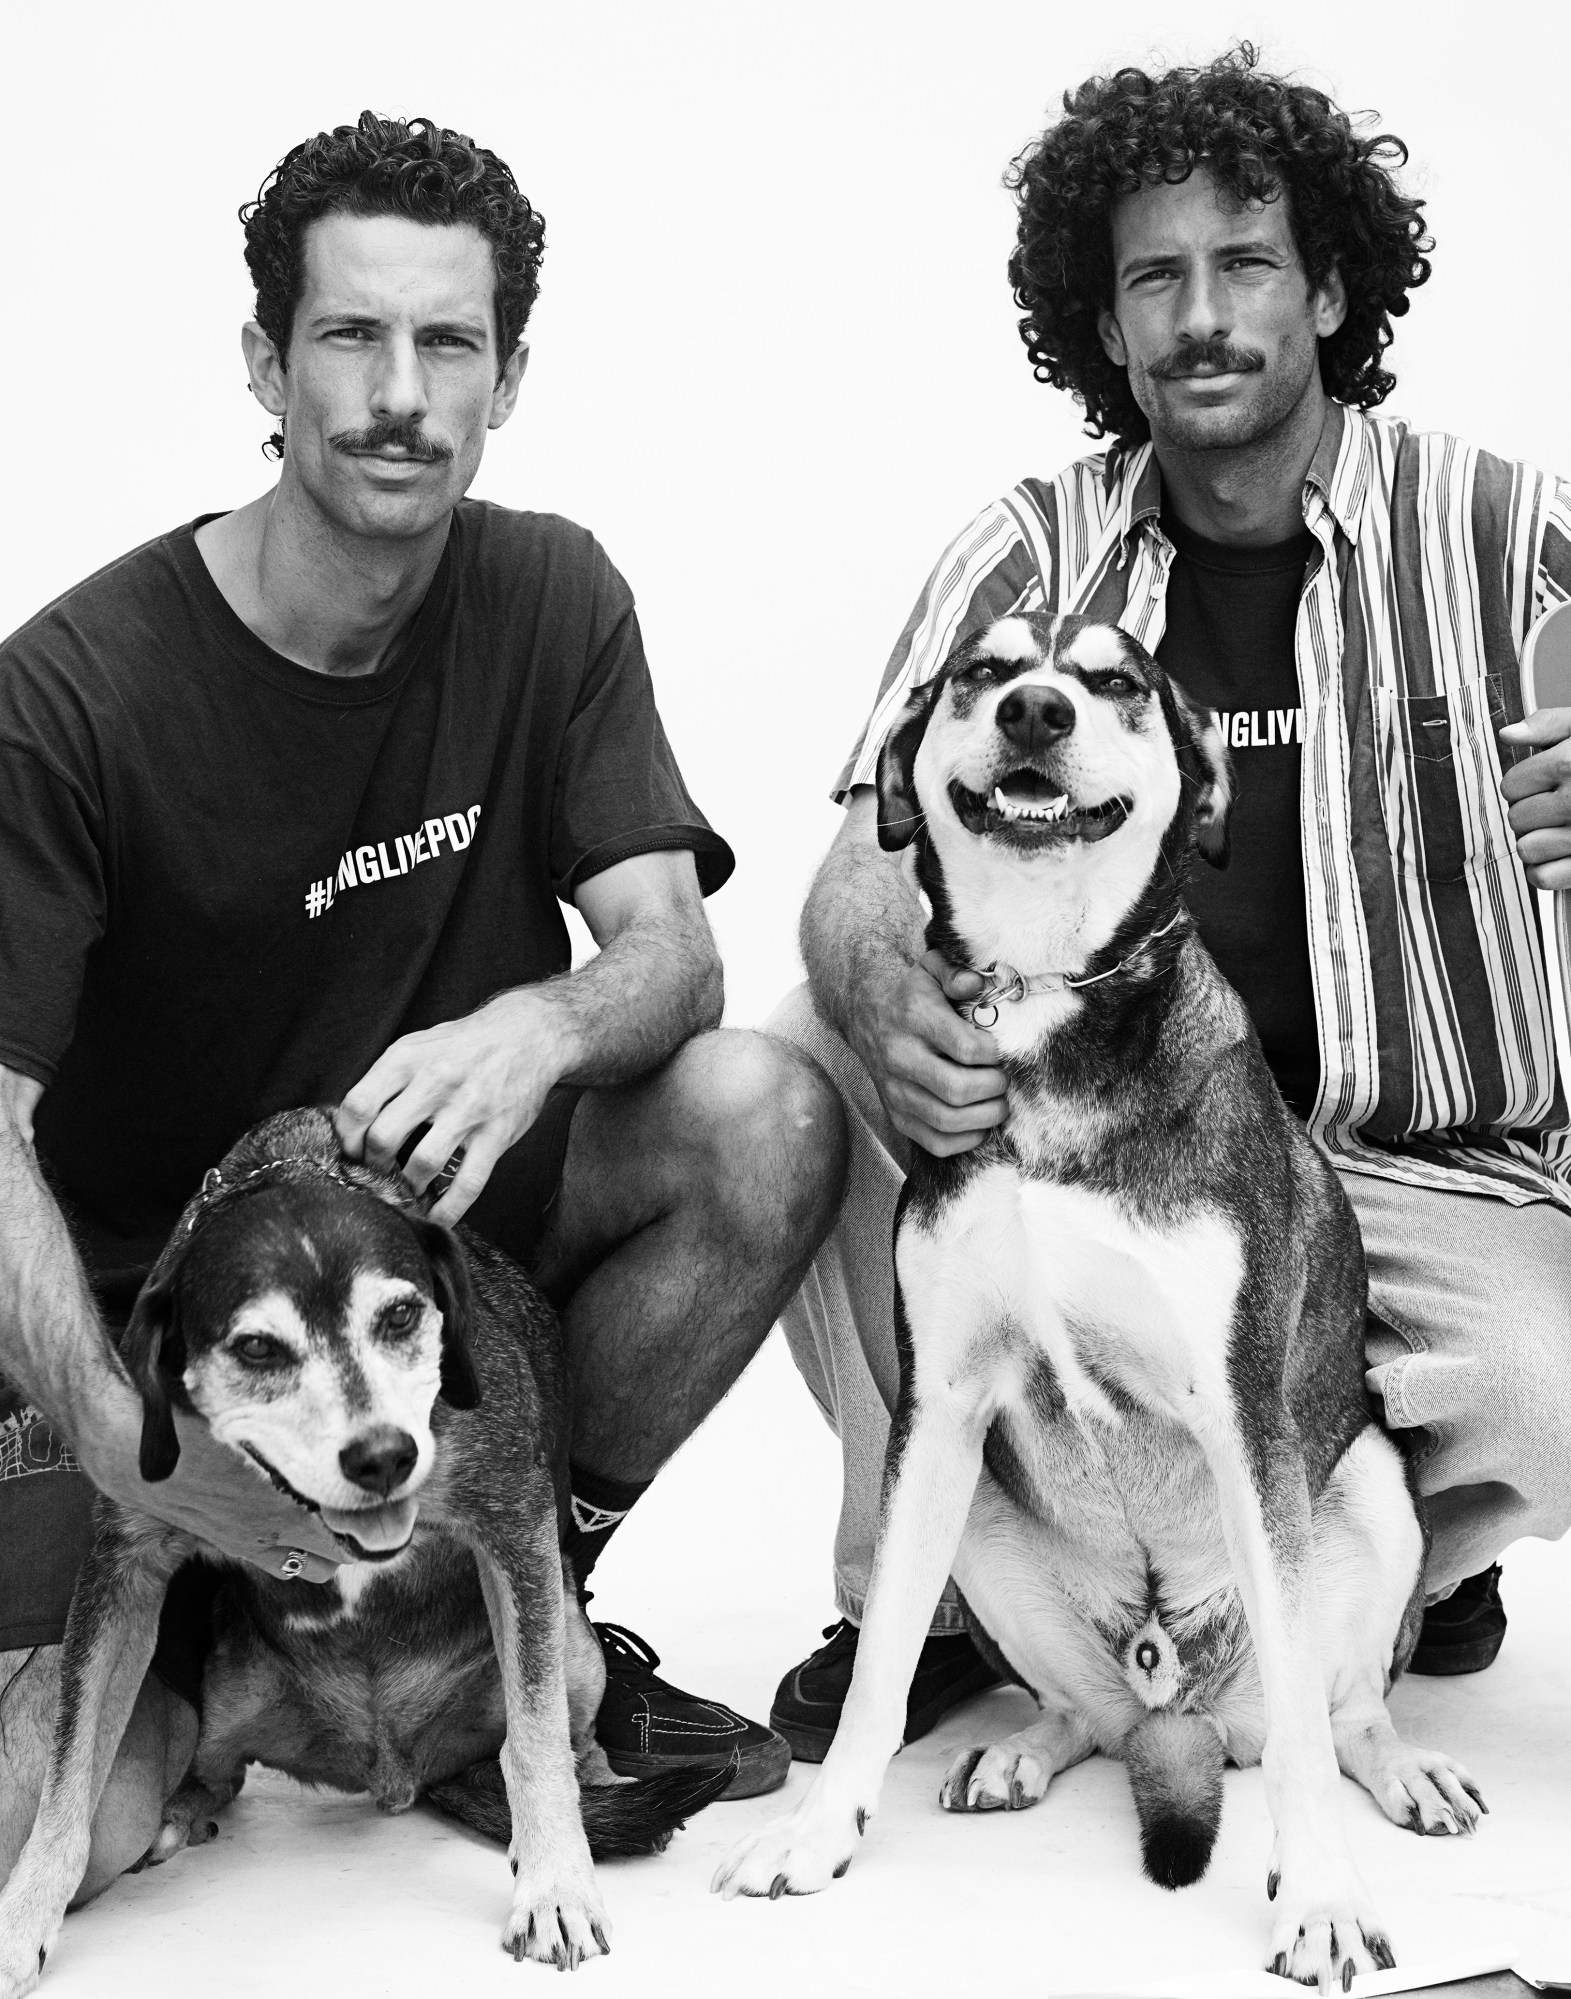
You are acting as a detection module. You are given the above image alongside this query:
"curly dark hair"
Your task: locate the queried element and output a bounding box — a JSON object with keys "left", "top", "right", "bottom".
{"left": 1005, "top": 46, "right": 1433, "bottom": 445}
{"left": 241, "top": 111, "right": 545, "bottom": 455}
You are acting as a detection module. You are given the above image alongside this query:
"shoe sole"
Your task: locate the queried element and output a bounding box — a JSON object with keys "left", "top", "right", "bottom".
{"left": 602, "top": 1731, "right": 792, "bottom": 1800}
{"left": 1406, "top": 1631, "right": 1506, "bottom": 1676}
{"left": 772, "top": 1661, "right": 1003, "bottom": 1766}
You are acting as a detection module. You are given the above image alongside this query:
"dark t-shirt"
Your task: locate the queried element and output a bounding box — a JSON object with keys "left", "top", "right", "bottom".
{"left": 0, "top": 501, "right": 732, "bottom": 1311}
{"left": 1155, "top": 509, "right": 1321, "bottom": 1117}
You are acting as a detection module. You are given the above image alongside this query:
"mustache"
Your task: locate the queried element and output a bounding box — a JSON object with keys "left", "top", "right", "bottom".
{"left": 329, "top": 419, "right": 452, "bottom": 462}
{"left": 1149, "top": 340, "right": 1265, "bottom": 381}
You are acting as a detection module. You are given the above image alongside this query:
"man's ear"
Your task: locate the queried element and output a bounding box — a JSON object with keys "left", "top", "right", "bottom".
{"left": 876, "top": 678, "right": 945, "bottom": 852}
{"left": 410, "top": 1218, "right": 482, "bottom": 1410}
{"left": 1097, "top": 306, "right": 1128, "bottom": 368}
{"left": 1169, "top": 682, "right": 1234, "bottom": 869}
{"left": 120, "top": 1267, "right": 186, "bottom": 1482}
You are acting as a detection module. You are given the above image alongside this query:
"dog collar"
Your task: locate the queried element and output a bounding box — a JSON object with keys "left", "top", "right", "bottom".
{"left": 959, "top": 912, "right": 1184, "bottom": 1027}
{"left": 183, "top": 1155, "right": 357, "bottom": 1235}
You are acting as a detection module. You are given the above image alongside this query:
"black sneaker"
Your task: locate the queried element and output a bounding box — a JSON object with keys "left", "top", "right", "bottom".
{"left": 592, "top": 1622, "right": 790, "bottom": 1799}
{"left": 1408, "top": 1565, "right": 1507, "bottom": 1676}
{"left": 770, "top": 1620, "right": 1002, "bottom": 1763}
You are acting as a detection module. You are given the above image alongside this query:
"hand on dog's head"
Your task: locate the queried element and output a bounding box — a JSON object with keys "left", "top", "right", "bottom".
{"left": 121, "top": 1109, "right": 481, "bottom": 1486}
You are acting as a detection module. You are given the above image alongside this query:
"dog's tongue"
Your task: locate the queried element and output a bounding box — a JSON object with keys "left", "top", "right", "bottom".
{"left": 320, "top": 1498, "right": 419, "bottom": 1555}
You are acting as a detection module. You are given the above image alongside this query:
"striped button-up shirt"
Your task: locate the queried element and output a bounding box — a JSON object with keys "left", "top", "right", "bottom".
{"left": 837, "top": 403, "right": 1571, "bottom": 1209}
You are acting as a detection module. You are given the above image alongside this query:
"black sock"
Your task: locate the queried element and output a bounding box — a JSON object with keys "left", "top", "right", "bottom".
{"left": 563, "top": 1462, "right": 652, "bottom": 1592}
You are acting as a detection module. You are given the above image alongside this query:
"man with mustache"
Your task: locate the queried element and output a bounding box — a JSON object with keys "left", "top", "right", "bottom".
{"left": 765, "top": 47, "right": 1571, "bottom": 1759}
{"left": 0, "top": 112, "right": 846, "bottom": 1893}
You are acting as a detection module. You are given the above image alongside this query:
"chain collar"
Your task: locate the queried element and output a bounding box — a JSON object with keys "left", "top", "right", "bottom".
{"left": 183, "top": 1155, "right": 358, "bottom": 1236}
{"left": 958, "top": 912, "right": 1184, "bottom": 1027}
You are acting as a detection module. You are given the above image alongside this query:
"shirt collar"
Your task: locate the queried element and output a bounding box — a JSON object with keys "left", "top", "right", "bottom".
{"left": 1116, "top": 399, "right": 1371, "bottom": 550}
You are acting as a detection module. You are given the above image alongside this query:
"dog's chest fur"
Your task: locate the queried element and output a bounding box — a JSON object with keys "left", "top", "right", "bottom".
{"left": 901, "top": 1156, "right": 1267, "bottom": 1741}
{"left": 208, "top": 1525, "right": 506, "bottom": 1807}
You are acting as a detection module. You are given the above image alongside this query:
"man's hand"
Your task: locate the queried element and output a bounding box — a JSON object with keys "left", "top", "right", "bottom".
{"left": 1501, "top": 710, "right": 1571, "bottom": 890}
{"left": 76, "top": 1379, "right": 344, "bottom": 1583}
{"left": 337, "top": 987, "right": 568, "bottom": 1224}
{"left": 853, "top": 949, "right": 1008, "bottom": 1157}
{"left": 337, "top": 850, "right": 720, "bottom": 1225}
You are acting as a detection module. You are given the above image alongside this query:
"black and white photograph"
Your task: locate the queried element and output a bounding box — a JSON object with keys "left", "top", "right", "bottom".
{"left": 2, "top": 3, "right": 1569, "bottom": 1995}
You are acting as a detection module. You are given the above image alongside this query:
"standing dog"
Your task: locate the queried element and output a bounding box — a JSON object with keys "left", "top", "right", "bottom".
{"left": 0, "top": 1109, "right": 725, "bottom": 1995}
{"left": 714, "top": 614, "right": 1482, "bottom": 1990}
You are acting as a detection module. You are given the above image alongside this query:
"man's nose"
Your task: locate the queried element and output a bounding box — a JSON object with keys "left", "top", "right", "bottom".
{"left": 369, "top": 334, "right": 430, "bottom": 424}
{"left": 996, "top": 684, "right": 1076, "bottom": 755}
{"left": 1173, "top": 266, "right": 1229, "bottom": 345}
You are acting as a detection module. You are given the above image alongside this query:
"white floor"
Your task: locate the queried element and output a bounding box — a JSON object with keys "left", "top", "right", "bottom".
{"left": 40, "top": 1335, "right": 1571, "bottom": 1999}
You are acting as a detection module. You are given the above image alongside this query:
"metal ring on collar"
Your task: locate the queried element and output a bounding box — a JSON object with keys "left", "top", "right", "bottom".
{"left": 279, "top": 1550, "right": 307, "bottom": 1581}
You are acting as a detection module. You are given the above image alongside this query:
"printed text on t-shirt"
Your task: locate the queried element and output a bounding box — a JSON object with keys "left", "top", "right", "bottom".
{"left": 304, "top": 805, "right": 483, "bottom": 920}
{"left": 1214, "top": 708, "right": 1304, "bottom": 750}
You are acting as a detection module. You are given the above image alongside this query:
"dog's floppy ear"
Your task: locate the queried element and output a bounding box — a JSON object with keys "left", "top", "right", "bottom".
{"left": 1169, "top": 683, "right": 1234, "bottom": 870}
{"left": 120, "top": 1266, "right": 187, "bottom": 1482}
{"left": 410, "top": 1217, "right": 482, "bottom": 1410}
{"left": 875, "top": 676, "right": 946, "bottom": 851}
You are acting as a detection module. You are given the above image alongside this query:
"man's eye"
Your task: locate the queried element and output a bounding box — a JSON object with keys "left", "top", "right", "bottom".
{"left": 233, "top": 1335, "right": 287, "bottom": 1366}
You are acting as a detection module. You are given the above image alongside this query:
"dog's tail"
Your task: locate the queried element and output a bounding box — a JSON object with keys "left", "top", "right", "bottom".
{"left": 425, "top": 1755, "right": 736, "bottom": 1860}
{"left": 1123, "top": 1710, "right": 1225, "bottom": 1890}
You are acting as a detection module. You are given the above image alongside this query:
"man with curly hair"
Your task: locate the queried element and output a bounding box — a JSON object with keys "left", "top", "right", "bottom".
{"left": 0, "top": 111, "right": 845, "bottom": 1893}
{"left": 766, "top": 47, "right": 1571, "bottom": 1757}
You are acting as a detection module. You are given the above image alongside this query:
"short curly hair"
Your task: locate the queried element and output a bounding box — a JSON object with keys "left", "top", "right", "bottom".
{"left": 1005, "top": 46, "right": 1433, "bottom": 444}
{"left": 241, "top": 111, "right": 545, "bottom": 451}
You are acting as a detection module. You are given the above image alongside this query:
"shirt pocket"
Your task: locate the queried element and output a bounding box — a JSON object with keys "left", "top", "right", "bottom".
{"left": 1372, "top": 675, "right": 1517, "bottom": 884}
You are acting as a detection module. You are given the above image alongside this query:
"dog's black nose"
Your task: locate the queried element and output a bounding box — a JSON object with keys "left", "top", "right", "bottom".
{"left": 339, "top": 1426, "right": 418, "bottom": 1497}
{"left": 996, "top": 683, "right": 1075, "bottom": 753}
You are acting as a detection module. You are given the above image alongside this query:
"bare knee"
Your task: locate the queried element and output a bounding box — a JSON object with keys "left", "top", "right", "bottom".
{"left": 70, "top": 1676, "right": 197, "bottom": 1906}
{"left": 672, "top": 1029, "right": 849, "bottom": 1248}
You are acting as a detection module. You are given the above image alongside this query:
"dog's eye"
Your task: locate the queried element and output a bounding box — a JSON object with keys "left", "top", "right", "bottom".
{"left": 381, "top": 1298, "right": 421, "bottom": 1334}
{"left": 232, "top": 1334, "right": 288, "bottom": 1367}
{"left": 1095, "top": 672, "right": 1141, "bottom": 696}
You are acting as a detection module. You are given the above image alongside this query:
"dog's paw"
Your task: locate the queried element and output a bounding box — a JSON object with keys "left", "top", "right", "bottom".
{"left": 938, "top": 1739, "right": 1051, "bottom": 1814}
{"left": 1265, "top": 1852, "right": 1394, "bottom": 1992}
{"left": 1363, "top": 1743, "right": 1486, "bottom": 1838}
{"left": 0, "top": 1903, "right": 58, "bottom": 1999}
{"left": 499, "top": 1868, "right": 610, "bottom": 1971}
{"left": 710, "top": 1791, "right": 866, "bottom": 1900}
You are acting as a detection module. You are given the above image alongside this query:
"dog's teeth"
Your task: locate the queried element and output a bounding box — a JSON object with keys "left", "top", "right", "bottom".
{"left": 1046, "top": 794, "right": 1069, "bottom": 820}
{"left": 992, "top": 785, "right": 1013, "bottom": 816}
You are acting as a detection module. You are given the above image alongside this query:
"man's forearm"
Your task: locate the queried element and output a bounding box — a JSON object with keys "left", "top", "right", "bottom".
{"left": 534, "top": 900, "right": 724, "bottom": 1090}
{"left": 800, "top": 828, "right": 925, "bottom": 1058}
{"left": 0, "top": 1072, "right": 131, "bottom": 1460}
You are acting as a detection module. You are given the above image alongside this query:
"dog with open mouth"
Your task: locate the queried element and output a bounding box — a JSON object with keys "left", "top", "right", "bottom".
{"left": 713, "top": 612, "right": 1482, "bottom": 1991}
{"left": 0, "top": 1108, "right": 727, "bottom": 1993}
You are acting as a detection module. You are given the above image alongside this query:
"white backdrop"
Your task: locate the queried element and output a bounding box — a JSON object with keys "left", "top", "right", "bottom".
{"left": 4, "top": 0, "right": 1568, "bottom": 1025}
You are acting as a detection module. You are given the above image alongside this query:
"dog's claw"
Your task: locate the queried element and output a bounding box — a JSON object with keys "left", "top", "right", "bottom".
{"left": 1271, "top": 1951, "right": 1287, "bottom": 1977}
{"left": 590, "top": 1921, "right": 609, "bottom": 1955}
{"left": 855, "top": 1807, "right": 867, "bottom": 1835}
{"left": 1371, "top": 1935, "right": 1396, "bottom": 1972}
{"left": 832, "top": 1859, "right": 850, "bottom": 1879}
{"left": 1266, "top": 1868, "right": 1279, "bottom": 1901}
{"left": 768, "top": 1872, "right": 788, "bottom": 1901}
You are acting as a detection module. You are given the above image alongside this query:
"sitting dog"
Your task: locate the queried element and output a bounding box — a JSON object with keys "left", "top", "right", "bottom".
{"left": 713, "top": 613, "right": 1482, "bottom": 1990}
{"left": 0, "top": 1109, "right": 726, "bottom": 1993}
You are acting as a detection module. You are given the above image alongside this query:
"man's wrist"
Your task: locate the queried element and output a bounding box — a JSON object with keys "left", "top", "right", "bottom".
{"left": 485, "top": 982, "right": 585, "bottom": 1086}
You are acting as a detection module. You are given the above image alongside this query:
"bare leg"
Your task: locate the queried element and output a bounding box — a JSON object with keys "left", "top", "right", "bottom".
{"left": 0, "top": 1648, "right": 196, "bottom": 1904}
{"left": 0, "top": 1519, "right": 179, "bottom": 1997}
{"left": 534, "top": 1030, "right": 848, "bottom": 1482}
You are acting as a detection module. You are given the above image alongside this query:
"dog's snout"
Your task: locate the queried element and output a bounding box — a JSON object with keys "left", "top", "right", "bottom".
{"left": 339, "top": 1426, "right": 418, "bottom": 1497}
{"left": 996, "top": 683, "right": 1075, "bottom": 754}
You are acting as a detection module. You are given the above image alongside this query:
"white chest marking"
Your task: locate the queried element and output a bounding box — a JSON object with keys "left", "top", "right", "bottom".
{"left": 897, "top": 1168, "right": 1245, "bottom": 1432}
